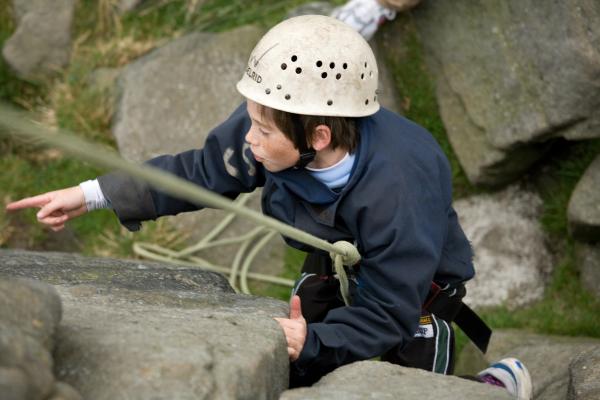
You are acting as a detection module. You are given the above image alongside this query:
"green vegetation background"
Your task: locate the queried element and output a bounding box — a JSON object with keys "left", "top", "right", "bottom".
{"left": 1, "top": 0, "right": 599, "bottom": 356}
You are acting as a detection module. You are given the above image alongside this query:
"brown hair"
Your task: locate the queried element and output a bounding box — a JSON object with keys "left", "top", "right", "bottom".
{"left": 259, "top": 105, "right": 359, "bottom": 153}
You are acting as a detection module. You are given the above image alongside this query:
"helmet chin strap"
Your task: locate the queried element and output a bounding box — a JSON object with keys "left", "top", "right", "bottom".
{"left": 291, "top": 114, "right": 316, "bottom": 169}
{"left": 295, "top": 149, "right": 316, "bottom": 169}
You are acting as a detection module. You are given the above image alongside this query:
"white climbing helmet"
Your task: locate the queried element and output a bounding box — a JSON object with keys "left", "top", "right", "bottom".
{"left": 236, "top": 15, "right": 380, "bottom": 117}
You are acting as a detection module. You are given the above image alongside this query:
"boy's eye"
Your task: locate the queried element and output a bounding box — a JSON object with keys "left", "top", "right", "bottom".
{"left": 259, "top": 128, "right": 270, "bottom": 136}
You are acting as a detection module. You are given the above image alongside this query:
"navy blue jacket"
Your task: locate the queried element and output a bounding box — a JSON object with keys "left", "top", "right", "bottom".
{"left": 98, "top": 102, "right": 474, "bottom": 376}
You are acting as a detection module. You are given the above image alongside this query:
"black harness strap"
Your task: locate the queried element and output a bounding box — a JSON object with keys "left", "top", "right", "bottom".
{"left": 424, "top": 282, "right": 492, "bottom": 354}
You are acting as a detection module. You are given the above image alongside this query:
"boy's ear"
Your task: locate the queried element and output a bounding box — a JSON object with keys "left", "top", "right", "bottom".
{"left": 310, "top": 125, "right": 332, "bottom": 151}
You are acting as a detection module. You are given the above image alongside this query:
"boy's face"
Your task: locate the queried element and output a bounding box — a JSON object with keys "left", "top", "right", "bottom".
{"left": 245, "top": 100, "right": 300, "bottom": 172}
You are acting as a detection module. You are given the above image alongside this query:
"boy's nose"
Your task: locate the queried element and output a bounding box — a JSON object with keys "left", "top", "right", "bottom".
{"left": 245, "top": 129, "right": 257, "bottom": 146}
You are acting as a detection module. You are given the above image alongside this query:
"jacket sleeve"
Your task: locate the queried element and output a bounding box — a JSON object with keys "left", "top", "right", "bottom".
{"left": 293, "top": 145, "right": 463, "bottom": 377}
{"left": 97, "top": 102, "right": 264, "bottom": 231}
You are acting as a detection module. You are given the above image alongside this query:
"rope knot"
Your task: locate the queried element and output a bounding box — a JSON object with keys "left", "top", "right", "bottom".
{"left": 330, "top": 240, "right": 361, "bottom": 266}
{"left": 329, "top": 241, "right": 361, "bottom": 306}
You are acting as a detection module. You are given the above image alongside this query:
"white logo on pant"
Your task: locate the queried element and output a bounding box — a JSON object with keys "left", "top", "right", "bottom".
{"left": 414, "top": 324, "right": 434, "bottom": 338}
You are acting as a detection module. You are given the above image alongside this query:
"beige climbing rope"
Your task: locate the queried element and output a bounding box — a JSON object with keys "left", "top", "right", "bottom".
{"left": 0, "top": 105, "right": 359, "bottom": 304}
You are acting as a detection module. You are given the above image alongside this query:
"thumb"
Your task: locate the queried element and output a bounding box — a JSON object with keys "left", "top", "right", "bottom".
{"left": 289, "top": 295, "right": 303, "bottom": 320}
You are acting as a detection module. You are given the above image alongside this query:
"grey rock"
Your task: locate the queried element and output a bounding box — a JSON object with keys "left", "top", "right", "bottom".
{"left": 3, "top": 0, "right": 75, "bottom": 81}
{"left": 48, "top": 382, "right": 82, "bottom": 400}
{"left": 0, "top": 277, "right": 62, "bottom": 400}
{"left": 0, "top": 325, "right": 55, "bottom": 400}
{"left": 113, "top": 26, "right": 263, "bottom": 168}
{"left": 456, "top": 330, "right": 600, "bottom": 400}
{"left": 11, "top": 0, "right": 45, "bottom": 23}
{"left": 0, "top": 249, "right": 289, "bottom": 400}
{"left": 575, "top": 242, "right": 600, "bottom": 300}
{"left": 0, "top": 249, "right": 234, "bottom": 295}
{"left": 281, "top": 361, "right": 511, "bottom": 399}
{"left": 410, "top": 1, "right": 600, "bottom": 186}
{"left": 0, "top": 367, "right": 28, "bottom": 400}
{"left": 568, "top": 154, "right": 600, "bottom": 242}
{"left": 112, "top": 26, "right": 289, "bottom": 286}
{"left": 568, "top": 346, "right": 600, "bottom": 400}
{"left": 0, "top": 277, "right": 61, "bottom": 345}
{"left": 454, "top": 185, "right": 553, "bottom": 308}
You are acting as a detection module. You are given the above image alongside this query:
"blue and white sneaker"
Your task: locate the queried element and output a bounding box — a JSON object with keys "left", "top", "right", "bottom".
{"left": 478, "top": 358, "right": 533, "bottom": 400}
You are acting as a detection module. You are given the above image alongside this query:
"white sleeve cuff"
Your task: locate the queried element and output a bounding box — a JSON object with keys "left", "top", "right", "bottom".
{"left": 79, "top": 179, "right": 111, "bottom": 211}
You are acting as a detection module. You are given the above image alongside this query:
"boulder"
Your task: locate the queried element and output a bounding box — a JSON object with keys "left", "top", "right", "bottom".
{"left": 47, "top": 382, "right": 82, "bottom": 400}
{"left": 0, "top": 277, "right": 64, "bottom": 400}
{"left": 0, "top": 367, "right": 28, "bottom": 400}
{"left": 568, "top": 346, "right": 600, "bottom": 400}
{"left": 574, "top": 242, "right": 600, "bottom": 300}
{"left": 0, "top": 249, "right": 289, "bottom": 399}
{"left": 568, "top": 154, "right": 600, "bottom": 242}
{"left": 112, "top": 25, "right": 289, "bottom": 287}
{"left": 456, "top": 330, "right": 600, "bottom": 400}
{"left": 454, "top": 185, "right": 553, "bottom": 308}
{"left": 3, "top": 0, "right": 76, "bottom": 80}
{"left": 406, "top": 0, "right": 600, "bottom": 186}
{"left": 280, "top": 360, "right": 511, "bottom": 399}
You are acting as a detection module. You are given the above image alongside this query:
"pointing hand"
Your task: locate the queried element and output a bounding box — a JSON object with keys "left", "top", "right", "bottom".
{"left": 5, "top": 186, "right": 87, "bottom": 232}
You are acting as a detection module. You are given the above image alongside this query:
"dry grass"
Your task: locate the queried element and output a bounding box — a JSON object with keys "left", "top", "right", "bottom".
{"left": 96, "top": 0, "right": 122, "bottom": 36}
{"left": 92, "top": 218, "right": 190, "bottom": 259}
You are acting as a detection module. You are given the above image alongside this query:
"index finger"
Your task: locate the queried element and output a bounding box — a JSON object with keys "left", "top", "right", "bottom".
{"left": 5, "top": 194, "right": 51, "bottom": 211}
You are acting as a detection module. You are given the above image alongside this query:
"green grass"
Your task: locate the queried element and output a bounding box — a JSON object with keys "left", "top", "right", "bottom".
{"left": 249, "top": 246, "right": 306, "bottom": 301}
{"left": 534, "top": 138, "right": 600, "bottom": 236}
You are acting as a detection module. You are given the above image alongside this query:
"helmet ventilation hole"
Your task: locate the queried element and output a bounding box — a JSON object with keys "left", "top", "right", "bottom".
{"left": 321, "top": 72, "right": 328, "bottom": 79}
{"left": 364, "top": 62, "right": 368, "bottom": 68}
{"left": 285, "top": 94, "right": 291, "bottom": 100}
{"left": 281, "top": 63, "right": 287, "bottom": 70}
{"left": 374, "top": 96, "right": 377, "bottom": 102}
{"left": 360, "top": 73, "right": 364, "bottom": 80}
{"left": 330, "top": 62, "right": 335, "bottom": 69}
{"left": 369, "top": 71, "right": 373, "bottom": 77}
{"left": 296, "top": 67, "right": 302, "bottom": 74}
{"left": 343, "top": 63, "right": 348, "bottom": 69}
{"left": 327, "top": 100, "right": 333, "bottom": 106}
{"left": 277, "top": 84, "right": 282, "bottom": 90}
{"left": 265, "top": 89, "right": 271, "bottom": 94}
{"left": 336, "top": 73, "right": 341, "bottom": 80}
{"left": 365, "top": 99, "right": 369, "bottom": 105}
{"left": 291, "top": 55, "right": 298, "bottom": 62}
{"left": 316, "top": 60, "right": 323, "bottom": 67}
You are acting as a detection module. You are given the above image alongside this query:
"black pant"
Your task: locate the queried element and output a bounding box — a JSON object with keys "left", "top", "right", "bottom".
{"left": 290, "top": 252, "right": 456, "bottom": 387}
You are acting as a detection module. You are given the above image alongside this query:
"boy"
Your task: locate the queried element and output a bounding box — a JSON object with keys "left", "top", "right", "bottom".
{"left": 6, "top": 15, "right": 532, "bottom": 399}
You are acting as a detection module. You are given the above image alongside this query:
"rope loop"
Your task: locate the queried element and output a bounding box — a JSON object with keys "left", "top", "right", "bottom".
{"left": 330, "top": 241, "right": 361, "bottom": 266}
{"left": 330, "top": 241, "right": 361, "bottom": 306}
